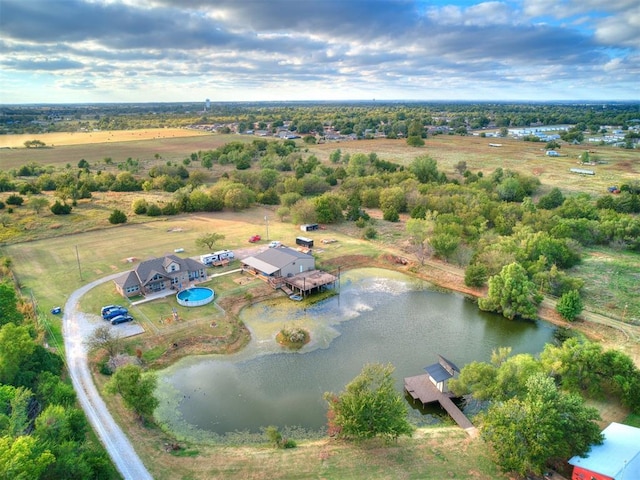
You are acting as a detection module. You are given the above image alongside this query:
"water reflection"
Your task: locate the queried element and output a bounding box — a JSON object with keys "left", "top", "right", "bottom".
{"left": 155, "top": 268, "right": 555, "bottom": 441}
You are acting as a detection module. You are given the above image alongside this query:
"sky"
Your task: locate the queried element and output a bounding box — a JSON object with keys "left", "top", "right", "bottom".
{"left": 0, "top": 0, "right": 639, "bottom": 104}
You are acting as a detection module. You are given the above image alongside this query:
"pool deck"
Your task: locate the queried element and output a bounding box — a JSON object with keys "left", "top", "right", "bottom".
{"left": 130, "top": 290, "right": 175, "bottom": 306}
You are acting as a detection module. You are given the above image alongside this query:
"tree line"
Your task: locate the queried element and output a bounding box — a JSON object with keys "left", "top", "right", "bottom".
{"left": 0, "top": 261, "right": 117, "bottom": 479}
{"left": 3, "top": 102, "right": 639, "bottom": 135}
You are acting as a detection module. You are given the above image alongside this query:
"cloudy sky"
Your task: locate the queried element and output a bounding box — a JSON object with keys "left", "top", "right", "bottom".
{"left": 1, "top": 0, "right": 638, "bottom": 103}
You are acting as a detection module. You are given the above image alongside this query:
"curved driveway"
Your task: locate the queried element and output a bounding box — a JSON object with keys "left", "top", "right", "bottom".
{"left": 63, "top": 273, "right": 153, "bottom": 480}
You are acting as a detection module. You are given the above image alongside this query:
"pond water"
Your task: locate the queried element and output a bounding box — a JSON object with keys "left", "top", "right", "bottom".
{"left": 155, "top": 268, "right": 556, "bottom": 441}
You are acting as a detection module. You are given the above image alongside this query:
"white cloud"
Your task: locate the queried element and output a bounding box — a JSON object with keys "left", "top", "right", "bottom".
{"left": 0, "top": 0, "right": 638, "bottom": 102}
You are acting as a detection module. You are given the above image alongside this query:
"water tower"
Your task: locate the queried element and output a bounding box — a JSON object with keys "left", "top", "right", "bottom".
{"left": 205, "top": 98, "right": 210, "bottom": 111}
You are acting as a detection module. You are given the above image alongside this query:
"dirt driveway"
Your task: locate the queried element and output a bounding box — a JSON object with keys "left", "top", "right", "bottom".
{"left": 63, "top": 273, "right": 152, "bottom": 480}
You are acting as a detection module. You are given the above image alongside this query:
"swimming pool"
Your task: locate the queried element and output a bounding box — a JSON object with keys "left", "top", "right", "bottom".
{"left": 176, "top": 287, "right": 215, "bottom": 307}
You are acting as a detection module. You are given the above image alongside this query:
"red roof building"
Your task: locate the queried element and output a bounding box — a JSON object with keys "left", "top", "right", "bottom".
{"left": 568, "top": 422, "right": 640, "bottom": 480}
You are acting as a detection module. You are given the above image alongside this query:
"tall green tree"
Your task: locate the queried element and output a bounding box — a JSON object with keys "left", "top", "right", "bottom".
{"left": 0, "top": 281, "right": 22, "bottom": 326}
{"left": 537, "top": 187, "right": 565, "bottom": 209}
{"left": 314, "top": 193, "right": 345, "bottom": 224}
{"left": 409, "top": 155, "right": 441, "bottom": 183}
{"left": 405, "top": 217, "right": 433, "bottom": 265}
{"left": 195, "top": 232, "right": 225, "bottom": 251}
{"left": 105, "top": 365, "right": 158, "bottom": 422}
{"left": 478, "top": 262, "right": 542, "bottom": 320}
{"left": 480, "top": 374, "right": 602, "bottom": 477}
{"left": 324, "top": 363, "right": 414, "bottom": 441}
{"left": 450, "top": 348, "right": 543, "bottom": 401}
{"left": 0, "top": 435, "right": 55, "bottom": 480}
{"left": 540, "top": 339, "right": 640, "bottom": 411}
{"left": 0, "top": 323, "right": 35, "bottom": 384}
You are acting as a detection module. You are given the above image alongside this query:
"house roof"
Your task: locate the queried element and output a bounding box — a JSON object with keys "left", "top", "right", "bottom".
{"left": 242, "top": 247, "right": 312, "bottom": 275}
{"left": 115, "top": 254, "right": 205, "bottom": 289}
{"left": 114, "top": 271, "right": 139, "bottom": 289}
{"left": 135, "top": 254, "right": 204, "bottom": 283}
{"left": 569, "top": 423, "right": 640, "bottom": 479}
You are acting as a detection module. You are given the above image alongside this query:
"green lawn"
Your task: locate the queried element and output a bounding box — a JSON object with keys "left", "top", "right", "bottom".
{"left": 570, "top": 247, "right": 640, "bottom": 324}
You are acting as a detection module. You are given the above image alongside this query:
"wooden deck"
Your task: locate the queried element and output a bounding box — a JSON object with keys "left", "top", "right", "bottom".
{"left": 404, "top": 374, "right": 478, "bottom": 437}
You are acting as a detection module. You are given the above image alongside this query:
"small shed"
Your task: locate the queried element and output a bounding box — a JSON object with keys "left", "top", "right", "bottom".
{"left": 296, "top": 236, "right": 314, "bottom": 248}
{"left": 568, "top": 422, "right": 640, "bottom": 480}
{"left": 425, "top": 355, "right": 460, "bottom": 393}
{"left": 300, "top": 223, "right": 319, "bottom": 232}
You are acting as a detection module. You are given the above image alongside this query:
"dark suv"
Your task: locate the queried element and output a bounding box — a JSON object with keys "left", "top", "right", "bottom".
{"left": 101, "top": 304, "right": 123, "bottom": 316}
{"left": 103, "top": 307, "right": 128, "bottom": 320}
{"left": 110, "top": 314, "right": 134, "bottom": 325}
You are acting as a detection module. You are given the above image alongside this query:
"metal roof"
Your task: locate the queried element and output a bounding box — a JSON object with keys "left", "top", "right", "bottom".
{"left": 242, "top": 246, "right": 313, "bottom": 275}
{"left": 424, "top": 355, "right": 460, "bottom": 383}
{"left": 569, "top": 423, "right": 640, "bottom": 479}
{"left": 425, "top": 363, "right": 453, "bottom": 383}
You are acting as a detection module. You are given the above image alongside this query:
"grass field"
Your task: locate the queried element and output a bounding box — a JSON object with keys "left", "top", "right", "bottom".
{"left": 308, "top": 135, "right": 640, "bottom": 196}
{"left": 570, "top": 247, "right": 640, "bottom": 323}
{"left": 0, "top": 131, "right": 251, "bottom": 170}
{"left": 0, "top": 127, "right": 209, "bottom": 149}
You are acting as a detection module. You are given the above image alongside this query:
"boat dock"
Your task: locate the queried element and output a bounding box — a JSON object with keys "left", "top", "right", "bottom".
{"left": 404, "top": 373, "right": 478, "bottom": 437}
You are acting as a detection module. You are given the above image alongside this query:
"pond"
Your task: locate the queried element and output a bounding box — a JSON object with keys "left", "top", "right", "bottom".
{"left": 155, "top": 268, "right": 557, "bottom": 441}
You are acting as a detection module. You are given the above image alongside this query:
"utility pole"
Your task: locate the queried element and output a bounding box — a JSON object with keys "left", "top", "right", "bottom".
{"left": 75, "top": 245, "right": 83, "bottom": 281}
{"left": 265, "top": 215, "right": 269, "bottom": 240}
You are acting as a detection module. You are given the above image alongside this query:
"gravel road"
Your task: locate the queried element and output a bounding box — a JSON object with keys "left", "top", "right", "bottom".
{"left": 63, "top": 273, "right": 153, "bottom": 480}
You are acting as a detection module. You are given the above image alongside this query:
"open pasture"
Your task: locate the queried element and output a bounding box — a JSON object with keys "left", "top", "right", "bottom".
{"left": 0, "top": 130, "right": 251, "bottom": 170}
{"left": 0, "top": 127, "right": 208, "bottom": 149}
{"left": 311, "top": 135, "right": 640, "bottom": 196}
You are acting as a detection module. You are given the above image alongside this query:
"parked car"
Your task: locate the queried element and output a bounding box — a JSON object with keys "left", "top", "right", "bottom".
{"left": 101, "top": 304, "right": 123, "bottom": 316}
{"left": 248, "top": 234, "right": 261, "bottom": 243}
{"left": 103, "top": 307, "right": 128, "bottom": 320}
{"left": 268, "top": 240, "right": 282, "bottom": 248}
{"left": 110, "top": 314, "right": 134, "bottom": 325}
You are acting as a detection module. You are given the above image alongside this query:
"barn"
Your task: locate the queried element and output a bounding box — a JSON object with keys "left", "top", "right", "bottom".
{"left": 568, "top": 422, "right": 640, "bottom": 480}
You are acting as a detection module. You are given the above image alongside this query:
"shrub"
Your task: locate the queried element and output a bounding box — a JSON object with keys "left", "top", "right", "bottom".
{"left": 363, "top": 226, "right": 377, "bottom": 239}
{"left": 132, "top": 198, "right": 148, "bottom": 215}
{"left": 282, "top": 439, "right": 297, "bottom": 448}
{"left": 161, "top": 202, "right": 179, "bottom": 215}
{"left": 556, "top": 290, "right": 584, "bottom": 321}
{"left": 406, "top": 135, "right": 425, "bottom": 147}
{"left": 382, "top": 207, "right": 399, "bottom": 222}
{"left": 6, "top": 194, "right": 24, "bottom": 206}
{"left": 109, "top": 209, "right": 127, "bottom": 224}
{"left": 19, "top": 183, "right": 40, "bottom": 195}
{"left": 50, "top": 200, "right": 72, "bottom": 215}
{"left": 146, "top": 203, "right": 162, "bottom": 216}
